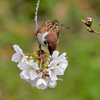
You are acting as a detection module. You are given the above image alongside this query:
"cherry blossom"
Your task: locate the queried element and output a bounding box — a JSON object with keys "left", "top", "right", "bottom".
{"left": 36, "top": 78, "right": 48, "bottom": 90}
{"left": 11, "top": 44, "right": 27, "bottom": 63}
{"left": 11, "top": 44, "right": 68, "bottom": 90}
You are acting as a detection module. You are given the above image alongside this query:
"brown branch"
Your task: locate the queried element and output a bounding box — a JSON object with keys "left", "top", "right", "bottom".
{"left": 89, "top": 26, "right": 100, "bottom": 35}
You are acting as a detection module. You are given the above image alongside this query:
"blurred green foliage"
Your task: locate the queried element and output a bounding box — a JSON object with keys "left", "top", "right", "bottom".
{"left": 0, "top": 0, "right": 100, "bottom": 100}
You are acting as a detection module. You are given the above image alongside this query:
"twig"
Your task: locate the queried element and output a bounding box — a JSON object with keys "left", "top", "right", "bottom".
{"left": 89, "top": 26, "right": 100, "bottom": 35}
{"left": 40, "top": 59, "right": 43, "bottom": 69}
{"left": 34, "top": 0, "right": 43, "bottom": 68}
{"left": 34, "top": 0, "right": 41, "bottom": 31}
{"left": 34, "top": 0, "right": 42, "bottom": 54}
{"left": 82, "top": 17, "right": 100, "bottom": 35}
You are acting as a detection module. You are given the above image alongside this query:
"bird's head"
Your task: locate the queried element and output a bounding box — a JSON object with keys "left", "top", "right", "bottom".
{"left": 44, "top": 31, "right": 57, "bottom": 55}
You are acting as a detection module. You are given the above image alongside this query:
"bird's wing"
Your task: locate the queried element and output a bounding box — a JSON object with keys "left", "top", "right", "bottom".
{"left": 35, "top": 20, "right": 69, "bottom": 39}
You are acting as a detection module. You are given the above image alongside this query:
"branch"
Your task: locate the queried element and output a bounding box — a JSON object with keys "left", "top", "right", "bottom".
{"left": 82, "top": 17, "right": 100, "bottom": 35}
{"left": 34, "top": 0, "right": 41, "bottom": 31}
{"left": 87, "top": 26, "right": 100, "bottom": 35}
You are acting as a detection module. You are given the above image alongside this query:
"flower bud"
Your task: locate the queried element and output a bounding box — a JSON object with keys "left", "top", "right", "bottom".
{"left": 32, "top": 51, "right": 39, "bottom": 58}
{"left": 36, "top": 58, "right": 41, "bottom": 64}
{"left": 42, "top": 61, "right": 48, "bottom": 68}
{"left": 42, "top": 69, "right": 46, "bottom": 73}
{"left": 87, "top": 27, "right": 93, "bottom": 32}
{"left": 45, "top": 71, "right": 50, "bottom": 77}
{"left": 81, "top": 19, "right": 92, "bottom": 27}
{"left": 36, "top": 70, "right": 40, "bottom": 74}
{"left": 87, "top": 17, "right": 92, "bottom": 23}
{"left": 81, "top": 20, "right": 87, "bottom": 24}
{"left": 87, "top": 17, "right": 92, "bottom": 27}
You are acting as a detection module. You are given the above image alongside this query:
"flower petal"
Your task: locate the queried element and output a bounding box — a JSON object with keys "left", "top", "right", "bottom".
{"left": 11, "top": 53, "right": 21, "bottom": 62}
{"left": 31, "top": 78, "right": 38, "bottom": 87}
{"left": 36, "top": 79, "right": 47, "bottom": 90}
{"left": 20, "top": 70, "right": 30, "bottom": 80}
{"left": 52, "top": 51, "right": 59, "bottom": 58}
{"left": 29, "top": 70, "right": 37, "bottom": 80}
{"left": 17, "top": 62, "right": 29, "bottom": 70}
{"left": 29, "top": 60, "right": 39, "bottom": 70}
{"left": 54, "top": 67, "right": 64, "bottom": 75}
{"left": 13, "top": 44, "right": 23, "bottom": 54}
{"left": 59, "top": 60, "right": 68, "bottom": 70}
{"left": 48, "top": 80, "right": 57, "bottom": 88}
{"left": 50, "top": 72, "right": 58, "bottom": 81}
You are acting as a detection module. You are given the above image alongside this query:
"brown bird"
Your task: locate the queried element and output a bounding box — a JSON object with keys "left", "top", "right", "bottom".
{"left": 34, "top": 19, "right": 69, "bottom": 55}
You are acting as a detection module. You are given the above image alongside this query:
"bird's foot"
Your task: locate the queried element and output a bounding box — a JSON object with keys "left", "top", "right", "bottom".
{"left": 34, "top": 31, "right": 38, "bottom": 36}
{"left": 38, "top": 52, "right": 49, "bottom": 59}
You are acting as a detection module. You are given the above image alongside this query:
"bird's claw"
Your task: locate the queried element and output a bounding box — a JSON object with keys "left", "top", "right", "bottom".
{"left": 34, "top": 31, "right": 38, "bottom": 36}
{"left": 38, "top": 52, "right": 49, "bottom": 59}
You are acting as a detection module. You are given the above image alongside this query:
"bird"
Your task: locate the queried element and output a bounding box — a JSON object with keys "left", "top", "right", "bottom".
{"left": 34, "top": 19, "right": 69, "bottom": 55}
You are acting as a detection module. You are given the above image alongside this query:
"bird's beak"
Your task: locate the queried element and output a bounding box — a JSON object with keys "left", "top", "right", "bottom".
{"left": 48, "top": 46, "right": 53, "bottom": 55}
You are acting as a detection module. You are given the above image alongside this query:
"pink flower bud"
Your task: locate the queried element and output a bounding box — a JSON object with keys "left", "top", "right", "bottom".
{"left": 45, "top": 71, "right": 50, "bottom": 77}
{"left": 87, "top": 17, "right": 92, "bottom": 23}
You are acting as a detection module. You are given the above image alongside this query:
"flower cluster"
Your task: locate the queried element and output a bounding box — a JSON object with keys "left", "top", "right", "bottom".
{"left": 11, "top": 44, "right": 68, "bottom": 90}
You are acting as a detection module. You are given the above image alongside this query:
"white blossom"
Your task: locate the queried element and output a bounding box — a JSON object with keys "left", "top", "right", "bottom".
{"left": 49, "top": 51, "right": 68, "bottom": 71}
{"left": 12, "top": 44, "right": 68, "bottom": 90}
{"left": 58, "top": 52, "right": 68, "bottom": 70}
{"left": 31, "top": 78, "right": 38, "bottom": 87}
{"left": 18, "top": 59, "right": 41, "bottom": 81}
{"left": 20, "top": 70, "right": 31, "bottom": 82}
{"left": 48, "top": 80, "right": 57, "bottom": 88}
{"left": 49, "top": 51, "right": 68, "bottom": 73}
{"left": 47, "top": 66, "right": 63, "bottom": 81}
{"left": 11, "top": 44, "right": 27, "bottom": 63}
{"left": 36, "top": 78, "right": 48, "bottom": 90}
{"left": 52, "top": 51, "right": 59, "bottom": 58}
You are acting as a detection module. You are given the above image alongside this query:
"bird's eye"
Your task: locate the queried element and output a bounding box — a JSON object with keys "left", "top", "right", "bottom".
{"left": 44, "top": 41, "right": 47, "bottom": 45}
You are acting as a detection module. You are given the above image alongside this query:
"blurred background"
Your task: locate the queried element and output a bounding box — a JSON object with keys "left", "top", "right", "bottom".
{"left": 0, "top": 0, "right": 100, "bottom": 100}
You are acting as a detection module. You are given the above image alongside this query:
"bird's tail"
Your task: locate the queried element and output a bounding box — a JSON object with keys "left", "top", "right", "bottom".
{"left": 61, "top": 24, "right": 69, "bottom": 30}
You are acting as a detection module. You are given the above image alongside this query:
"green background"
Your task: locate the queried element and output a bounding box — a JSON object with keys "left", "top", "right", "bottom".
{"left": 0, "top": 0, "right": 100, "bottom": 100}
